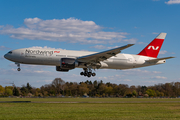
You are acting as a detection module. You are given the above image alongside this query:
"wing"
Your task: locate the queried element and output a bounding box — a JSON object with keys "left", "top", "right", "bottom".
{"left": 145, "top": 57, "right": 175, "bottom": 63}
{"left": 77, "top": 44, "right": 134, "bottom": 63}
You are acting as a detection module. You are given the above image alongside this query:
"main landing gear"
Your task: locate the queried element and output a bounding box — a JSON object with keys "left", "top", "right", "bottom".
{"left": 15, "top": 63, "right": 21, "bottom": 71}
{"left": 80, "top": 68, "right": 96, "bottom": 78}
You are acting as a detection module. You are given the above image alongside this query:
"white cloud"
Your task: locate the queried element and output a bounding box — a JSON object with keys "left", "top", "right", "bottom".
{"left": 152, "top": 76, "right": 167, "bottom": 79}
{"left": 138, "top": 42, "right": 147, "bottom": 45}
{"left": 122, "top": 69, "right": 162, "bottom": 75}
{"left": 123, "top": 38, "right": 137, "bottom": 44}
{"left": 144, "top": 81, "right": 158, "bottom": 84}
{"left": 0, "top": 17, "right": 133, "bottom": 44}
{"left": 91, "top": 45, "right": 107, "bottom": 49}
{"left": 0, "top": 56, "right": 5, "bottom": 60}
{"left": 159, "top": 50, "right": 167, "bottom": 54}
{"left": 98, "top": 74, "right": 123, "bottom": 79}
{"left": 152, "top": 71, "right": 162, "bottom": 74}
{"left": 0, "top": 64, "right": 58, "bottom": 77}
{"left": 0, "top": 46, "right": 11, "bottom": 51}
{"left": 29, "top": 46, "right": 64, "bottom": 50}
{"left": 36, "top": 80, "right": 53, "bottom": 83}
{"left": 90, "top": 45, "right": 120, "bottom": 49}
{"left": 152, "top": 32, "right": 159, "bottom": 35}
{"left": 165, "top": 0, "right": 180, "bottom": 4}
{"left": 123, "top": 79, "right": 132, "bottom": 82}
{"left": 159, "top": 50, "right": 175, "bottom": 55}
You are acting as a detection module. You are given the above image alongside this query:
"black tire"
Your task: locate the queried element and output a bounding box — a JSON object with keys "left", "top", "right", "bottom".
{"left": 88, "top": 72, "right": 92, "bottom": 76}
{"left": 92, "top": 73, "right": 96, "bottom": 76}
{"left": 80, "top": 72, "right": 84, "bottom": 75}
{"left": 17, "top": 68, "right": 21, "bottom": 71}
{"left": 84, "top": 72, "right": 87, "bottom": 76}
{"left": 87, "top": 74, "right": 91, "bottom": 77}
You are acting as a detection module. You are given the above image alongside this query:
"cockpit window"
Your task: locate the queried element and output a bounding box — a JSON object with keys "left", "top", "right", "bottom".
{"left": 8, "top": 51, "right": 12, "bottom": 54}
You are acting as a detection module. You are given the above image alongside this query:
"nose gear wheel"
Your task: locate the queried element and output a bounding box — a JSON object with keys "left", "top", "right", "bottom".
{"left": 15, "top": 63, "right": 21, "bottom": 71}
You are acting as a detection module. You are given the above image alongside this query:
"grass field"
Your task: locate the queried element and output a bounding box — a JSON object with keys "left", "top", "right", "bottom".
{"left": 0, "top": 98, "right": 180, "bottom": 120}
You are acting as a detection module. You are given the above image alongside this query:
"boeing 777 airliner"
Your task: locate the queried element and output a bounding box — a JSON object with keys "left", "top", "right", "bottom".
{"left": 4, "top": 33, "right": 174, "bottom": 77}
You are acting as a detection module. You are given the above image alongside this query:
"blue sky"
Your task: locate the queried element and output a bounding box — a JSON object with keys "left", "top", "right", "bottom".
{"left": 0, "top": 0, "right": 179, "bottom": 87}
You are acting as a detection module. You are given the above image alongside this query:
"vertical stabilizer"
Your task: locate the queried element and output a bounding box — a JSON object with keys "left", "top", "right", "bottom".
{"left": 138, "top": 33, "right": 166, "bottom": 58}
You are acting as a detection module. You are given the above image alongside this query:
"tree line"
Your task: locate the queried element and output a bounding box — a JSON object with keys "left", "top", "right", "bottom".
{"left": 0, "top": 78, "right": 180, "bottom": 97}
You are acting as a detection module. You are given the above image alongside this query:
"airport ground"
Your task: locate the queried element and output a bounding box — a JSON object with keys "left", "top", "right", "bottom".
{"left": 0, "top": 98, "right": 180, "bottom": 120}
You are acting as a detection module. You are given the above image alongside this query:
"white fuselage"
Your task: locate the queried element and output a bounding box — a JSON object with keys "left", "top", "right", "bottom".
{"left": 4, "top": 48, "right": 165, "bottom": 70}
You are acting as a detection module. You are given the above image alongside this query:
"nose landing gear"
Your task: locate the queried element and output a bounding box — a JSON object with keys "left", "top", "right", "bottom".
{"left": 80, "top": 68, "right": 96, "bottom": 77}
{"left": 15, "top": 63, "right": 21, "bottom": 71}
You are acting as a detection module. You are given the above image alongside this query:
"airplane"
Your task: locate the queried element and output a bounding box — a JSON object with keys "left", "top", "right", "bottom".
{"left": 4, "top": 33, "right": 174, "bottom": 77}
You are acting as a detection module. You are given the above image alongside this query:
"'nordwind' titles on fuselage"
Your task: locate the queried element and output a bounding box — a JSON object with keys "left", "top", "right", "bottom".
{"left": 25, "top": 49, "right": 54, "bottom": 56}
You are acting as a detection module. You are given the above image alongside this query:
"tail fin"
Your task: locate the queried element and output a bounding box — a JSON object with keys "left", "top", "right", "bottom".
{"left": 138, "top": 33, "right": 167, "bottom": 58}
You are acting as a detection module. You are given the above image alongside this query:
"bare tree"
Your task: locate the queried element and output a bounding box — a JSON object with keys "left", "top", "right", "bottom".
{"left": 52, "top": 78, "right": 66, "bottom": 95}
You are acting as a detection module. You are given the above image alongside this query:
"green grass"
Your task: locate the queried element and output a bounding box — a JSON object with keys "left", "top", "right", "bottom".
{"left": 0, "top": 98, "right": 180, "bottom": 120}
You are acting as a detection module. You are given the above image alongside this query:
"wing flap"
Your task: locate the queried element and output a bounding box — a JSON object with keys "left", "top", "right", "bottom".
{"left": 77, "top": 44, "right": 134, "bottom": 63}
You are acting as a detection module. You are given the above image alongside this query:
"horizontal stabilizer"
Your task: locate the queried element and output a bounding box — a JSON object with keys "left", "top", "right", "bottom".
{"left": 145, "top": 57, "right": 175, "bottom": 62}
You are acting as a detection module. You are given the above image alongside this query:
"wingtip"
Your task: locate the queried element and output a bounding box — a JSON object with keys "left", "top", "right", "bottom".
{"left": 128, "top": 44, "right": 135, "bottom": 46}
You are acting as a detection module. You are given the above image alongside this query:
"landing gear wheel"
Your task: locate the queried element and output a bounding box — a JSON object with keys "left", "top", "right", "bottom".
{"left": 80, "top": 72, "right": 84, "bottom": 75}
{"left": 84, "top": 72, "right": 87, "bottom": 76}
{"left": 15, "top": 63, "right": 21, "bottom": 71}
{"left": 80, "top": 68, "right": 96, "bottom": 77}
{"left": 17, "top": 68, "right": 21, "bottom": 71}
{"left": 88, "top": 72, "right": 92, "bottom": 76}
{"left": 87, "top": 72, "right": 92, "bottom": 77}
{"left": 92, "top": 73, "right": 96, "bottom": 77}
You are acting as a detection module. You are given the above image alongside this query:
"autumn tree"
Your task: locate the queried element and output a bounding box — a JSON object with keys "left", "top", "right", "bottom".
{"left": 78, "top": 82, "right": 89, "bottom": 96}
{"left": 146, "top": 89, "right": 156, "bottom": 97}
{"left": 4, "top": 87, "right": 13, "bottom": 96}
{"left": 0, "top": 85, "right": 5, "bottom": 95}
{"left": 132, "top": 90, "right": 137, "bottom": 97}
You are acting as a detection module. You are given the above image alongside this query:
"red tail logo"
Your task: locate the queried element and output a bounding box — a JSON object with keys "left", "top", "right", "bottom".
{"left": 138, "top": 33, "right": 166, "bottom": 58}
{"left": 54, "top": 51, "right": 60, "bottom": 53}
{"left": 148, "top": 46, "right": 159, "bottom": 50}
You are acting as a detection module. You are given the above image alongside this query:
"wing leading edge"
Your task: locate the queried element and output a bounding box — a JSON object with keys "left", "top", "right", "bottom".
{"left": 77, "top": 44, "right": 134, "bottom": 63}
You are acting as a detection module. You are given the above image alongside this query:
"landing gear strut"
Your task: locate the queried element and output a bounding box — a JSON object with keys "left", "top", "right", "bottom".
{"left": 15, "top": 63, "right": 21, "bottom": 71}
{"left": 80, "top": 68, "right": 96, "bottom": 77}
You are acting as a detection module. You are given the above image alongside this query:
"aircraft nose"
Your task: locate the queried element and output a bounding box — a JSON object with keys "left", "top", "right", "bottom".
{"left": 4, "top": 53, "right": 9, "bottom": 59}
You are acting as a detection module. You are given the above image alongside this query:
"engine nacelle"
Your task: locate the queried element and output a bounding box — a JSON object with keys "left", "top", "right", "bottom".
{"left": 56, "top": 58, "right": 79, "bottom": 72}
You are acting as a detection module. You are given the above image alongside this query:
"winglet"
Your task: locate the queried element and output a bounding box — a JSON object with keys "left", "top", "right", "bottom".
{"left": 138, "top": 33, "right": 166, "bottom": 58}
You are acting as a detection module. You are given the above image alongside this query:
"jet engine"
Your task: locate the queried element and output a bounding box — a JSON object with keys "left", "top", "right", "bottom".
{"left": 56, "top": 58, "right": 79, "bottom": 72}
